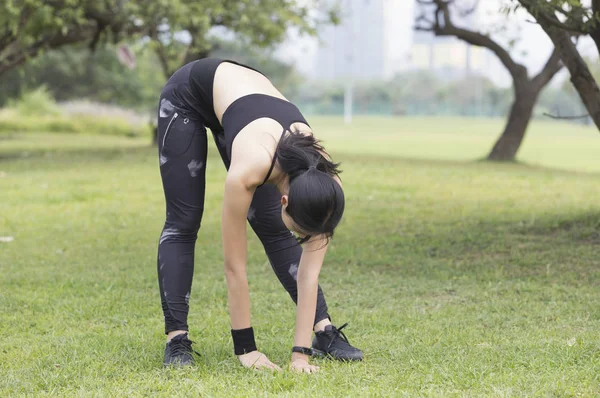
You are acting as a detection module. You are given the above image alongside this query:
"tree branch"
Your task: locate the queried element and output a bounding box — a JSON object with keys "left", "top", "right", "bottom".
{"left": 543, "top": 112, "right": 589, "bottom": 120}
{"left": 518, "top": 0, "right": 600, "bottom": 130}
{"left": 149, "top": 25, "right": 172, "bottom": 80}
{"left": 416, "top": 0, "right": 527, "bottom": 81}
{"left": 0, "top": 23, "right": 97, "bottom": 77}
{"left": 530, "top": 7, "right": 587, "bottom": 33}
{"left": 0, "top": 5, "right": 35, "bottom": 51}
{"left": 588, "top": 0, "right": 600, "bottom": 55}
{"left": 531, "top": 47, "right": 563, "bottom": 90}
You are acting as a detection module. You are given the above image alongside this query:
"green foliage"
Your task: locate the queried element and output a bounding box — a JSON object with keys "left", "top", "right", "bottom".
{"left": 1, "top": 0, "right": 337, "bottom": 78}
{"left": 7, "top": 86, "right": 61, "bottom": 116}
{"left": 293, "top": 72, "right": 514, "bottom": 118}
{"left": 1, "top": 118, "right": 600, "bottom": 395}
{"left": 0, "top": 1, "right": 112, "bottom": 74}
{"left": 511, "top": 0, "right": 600, "bottom": 32}
{"left": 0, "top": 37, "right": 301, "bottom": 113}
{"left": 0, "top": 0, "right": 84, "bottom": 41}
{"left": 134, "top": 0, "right": 336, "bottom": 77}
{"left": 0, "top": 44, "right": 165, "bottom": 111}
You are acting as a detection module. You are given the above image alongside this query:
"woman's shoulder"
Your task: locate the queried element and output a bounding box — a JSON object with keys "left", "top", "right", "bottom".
{"left": 228, "top": 118, "right": 283, "bottom": 186}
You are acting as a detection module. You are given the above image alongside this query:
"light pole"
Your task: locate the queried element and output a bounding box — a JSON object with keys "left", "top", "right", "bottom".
{"left": 343, "top": 0, "right": 354, "bottom": 124}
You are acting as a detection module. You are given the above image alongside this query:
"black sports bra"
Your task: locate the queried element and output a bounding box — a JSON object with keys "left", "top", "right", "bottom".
{"left": 221, "top": 93, "right": 310, "bottom": 186}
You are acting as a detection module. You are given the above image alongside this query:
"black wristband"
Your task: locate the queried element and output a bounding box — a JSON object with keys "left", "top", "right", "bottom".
{"left": 231, "top": 327, "right": 257, "bottom": 355}
{"left": 292, "top": 346, "right": 313, "bottom": 355}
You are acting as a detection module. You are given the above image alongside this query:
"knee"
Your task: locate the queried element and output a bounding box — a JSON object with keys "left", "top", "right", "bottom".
{"left": 259, "top": 228, "right": 299, "bottom": 253}
{"left": 161, "top": 207, "right": 204, "bottom": 243}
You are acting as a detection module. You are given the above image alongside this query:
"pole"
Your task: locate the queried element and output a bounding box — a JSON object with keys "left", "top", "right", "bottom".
{"left": 344, "top": 83, "right": 353, "bottom": 124}
{"left": 343, "top": 0, "right": 354, "bottom": 124}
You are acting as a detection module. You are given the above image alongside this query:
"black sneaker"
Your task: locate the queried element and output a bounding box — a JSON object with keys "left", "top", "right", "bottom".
{"left": 163, "top": 333, "right": 196, "bottom": 367}
{"left": 311, "top": 323, "right": 363, "bottom": 361}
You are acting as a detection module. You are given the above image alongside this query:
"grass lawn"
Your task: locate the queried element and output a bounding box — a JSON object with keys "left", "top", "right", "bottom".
{"left": 1, "top": 116, "right": 600, "bottom": 397}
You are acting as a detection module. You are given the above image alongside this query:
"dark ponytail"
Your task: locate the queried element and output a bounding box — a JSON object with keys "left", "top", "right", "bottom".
{"left": 277, "top": 129, "right": 345, "bottom": 241}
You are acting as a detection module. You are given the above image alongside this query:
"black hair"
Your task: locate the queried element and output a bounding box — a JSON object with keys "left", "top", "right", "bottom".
{"left": 277, "top": 129, "right": 344, "bottom": 243}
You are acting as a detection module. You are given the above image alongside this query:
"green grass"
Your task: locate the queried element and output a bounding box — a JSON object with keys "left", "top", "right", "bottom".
{"left": 1, "top": 116, "right": 600, "bottom": 397}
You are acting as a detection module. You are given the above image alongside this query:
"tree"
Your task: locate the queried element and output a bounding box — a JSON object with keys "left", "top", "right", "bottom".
{"left": 0, "top": 1, "right": 134, "bottom": 77}
{"left": 514, "top": 0, "right": 600, "bottom": 53}
{"left": 511, "top": 0, "right": 600, "bottom": 130}
{"left": 1, "top": 0, "right": 337, "bottom": 79}
{"left": 0, "top": 44, "right": 165, "bottom": 110}
{"left": 416, "top": 0, "right": 563, "bottom": 161}
{"left": 115, "top": 0, "right": 336, "bottom": 79}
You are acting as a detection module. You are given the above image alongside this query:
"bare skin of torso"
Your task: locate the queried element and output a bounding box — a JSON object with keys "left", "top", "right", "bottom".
{"left": 213, "top": 61, "right": 311, "bottom": 187}
{"left": 199, "top": 62, "right": 335, "bottom": 374}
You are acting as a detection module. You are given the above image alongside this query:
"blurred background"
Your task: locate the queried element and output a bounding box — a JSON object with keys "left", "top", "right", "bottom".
{"left": 2, "top": 0, "right": 599, "bottom": 164}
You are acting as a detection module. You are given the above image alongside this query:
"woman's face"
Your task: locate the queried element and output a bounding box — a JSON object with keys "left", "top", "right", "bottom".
{"left": 280, "top": 195, "right": 310, "bottom": 242}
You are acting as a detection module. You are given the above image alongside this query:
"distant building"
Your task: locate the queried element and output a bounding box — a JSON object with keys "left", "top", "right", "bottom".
{"left": 410, "top": 2, "right": 492, "bottom": 80}
{"left": 276, "top": 0, "right": 518, "bottom": 86}
{"left": 310, "top": 0, "right": 413, "bottom": 81}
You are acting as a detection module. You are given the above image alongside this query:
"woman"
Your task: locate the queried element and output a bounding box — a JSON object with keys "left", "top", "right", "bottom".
{"left": 156, "top": 58, "right": 363, "bottom": 373}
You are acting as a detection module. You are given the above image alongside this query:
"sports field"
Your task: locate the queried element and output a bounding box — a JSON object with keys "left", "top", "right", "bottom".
{"left": 1, "top": 116, "right": 599, "bottom": 396}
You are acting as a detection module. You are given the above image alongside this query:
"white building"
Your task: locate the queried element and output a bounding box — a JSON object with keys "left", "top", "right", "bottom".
{"left": 286, "top": 0, "right": 414, "bottom": 81}
{"left": 411, "top": 1, "right": 494, "bottom": 80}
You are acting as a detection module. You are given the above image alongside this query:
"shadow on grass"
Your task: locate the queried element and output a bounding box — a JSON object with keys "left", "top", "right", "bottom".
{"left": 473, "top": 156, "right": 600, "bottom": 177}
{"left": 517, "top": 210, "right": 600, "bottom": 245}
{"left": 3, "top": 136, "right": 600, "bottom": 178}
{"left": 0, "top": 145, "right": 156, "bottom": 164}
{"left": 339, "top": 152, "right": 600, "bottom": 178}
{"left": 345, "top": 205, "right": 600, "bottom": 284}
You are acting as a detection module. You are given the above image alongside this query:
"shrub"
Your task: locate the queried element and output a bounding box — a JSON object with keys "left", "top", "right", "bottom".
{"left": 8, "top": 86, "right": 61, "bottom": 117}
{"left": 0, "top": 89, "right": 150, "bottom": 137}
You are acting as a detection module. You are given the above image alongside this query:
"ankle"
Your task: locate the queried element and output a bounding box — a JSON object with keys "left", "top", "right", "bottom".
{"left": 313, "top": 319, "right": 331, "bottom": 333}
{"left": 167, "top": 330, "right": 188, "bottom": 342}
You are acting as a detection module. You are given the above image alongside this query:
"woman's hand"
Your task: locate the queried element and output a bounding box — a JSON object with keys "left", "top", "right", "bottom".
{"left": 237, "top": 351, "right": 282, "bottom": 372}
{"left": 290, "top": 353, "right": 320, "bottom": 374}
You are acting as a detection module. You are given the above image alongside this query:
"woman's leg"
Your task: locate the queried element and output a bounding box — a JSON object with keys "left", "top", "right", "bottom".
{"left": 157, "top": 97, "right": 208, "bottom": 338}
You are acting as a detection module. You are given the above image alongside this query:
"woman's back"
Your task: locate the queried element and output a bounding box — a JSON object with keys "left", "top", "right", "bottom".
{"left": 212, "top": 62, "right": 289, "bottom": 123}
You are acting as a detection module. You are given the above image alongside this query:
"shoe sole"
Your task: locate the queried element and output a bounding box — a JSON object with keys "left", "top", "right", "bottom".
{"left": 163, "top": 359, "right": 195, "bottom": 367}
{"left": 311, "top": 348, "right": 363, "bottom": 362}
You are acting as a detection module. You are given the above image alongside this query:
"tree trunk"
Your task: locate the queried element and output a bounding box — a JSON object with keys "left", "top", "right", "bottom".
{"left": 519, "top": 1, "right": 600, "bottom": 130}
{"left": 487, "top": 84, "right": 537, "bottom": 161}
{"left": 181, "top": 48, "right": 211, "bottom": 68}
{"left": 546, "top": 28, "right": 600, "bottom": 130}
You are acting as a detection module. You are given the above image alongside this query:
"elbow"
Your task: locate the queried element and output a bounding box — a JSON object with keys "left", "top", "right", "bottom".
{"left": 224, "top": 262, "right": 246, "bottom": 279}
{"left": 297, "top": 270, "right": 319, "bottom": 286}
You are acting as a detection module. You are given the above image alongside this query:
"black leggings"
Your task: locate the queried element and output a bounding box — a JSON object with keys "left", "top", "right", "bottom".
{"left": 156, "top": 89, "right": 330, "bottom": 334}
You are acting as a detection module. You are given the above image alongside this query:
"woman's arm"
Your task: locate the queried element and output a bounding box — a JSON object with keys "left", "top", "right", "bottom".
{"left": 290, "top": 174, "right": 342, "bottom": 373}
{"left": 290, "top": 237, "right": 328, "bottom": 373}
{"left": 222, "top": 150, "right": 282, "bottom": 371}
{"left": 221, "top": 170, "right": 254, "bottom": 329}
